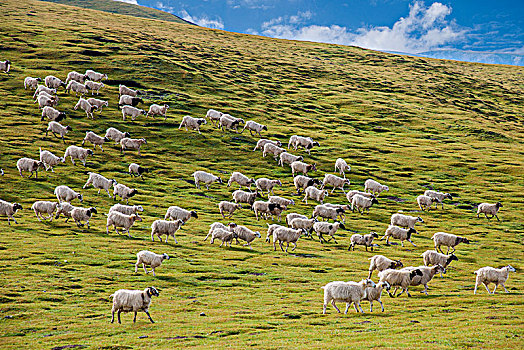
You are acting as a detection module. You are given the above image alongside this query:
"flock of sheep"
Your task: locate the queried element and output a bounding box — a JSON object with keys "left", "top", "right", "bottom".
{"left": 0, "top": 58, "right": 516, "bottom": 322}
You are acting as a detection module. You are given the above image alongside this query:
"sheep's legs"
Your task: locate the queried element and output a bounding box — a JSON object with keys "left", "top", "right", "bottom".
{"left": 143, "top": 264, "right": 149, "bottom": 274}
{"left": 285, "top": 242, "right": 289, "bottom": 253}
{"left": 483, "top": 283, "right": 491, "bottom": 294}
{"left": 117, "top": 310, "right": 122, "bottom": 324}
{"left": 501, "top": 283, "right": 509, "bottom": 293}
{"left": 494, "top": 214, "right": 500, "bottom": 222}
{"left": 291, "top": 242, "right": 297, "bottom": 251}
{"left": 408, "top": 239, "right": 416, "bottom": 247}
{"left": 133, "top": 312, "right": 137, "bottom": 323}
{"left": 379, "top": 300, "right": 385, "bottom": 312}
{"left": 331, "top": 300, "right": 341, "bottom": 313}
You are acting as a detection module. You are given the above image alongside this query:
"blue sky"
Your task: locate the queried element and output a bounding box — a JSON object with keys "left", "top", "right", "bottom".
{"left": 116, "top": 0, "right": 524, "bottom": 65}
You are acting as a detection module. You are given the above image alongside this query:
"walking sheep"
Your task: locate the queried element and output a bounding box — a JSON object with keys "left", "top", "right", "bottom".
{"left": 204, "top": 222, "right": 237, "bottom": 241}
{"left": 109, "top": 204, "right": 144, "bottom": 218}
{"left": 0, "top": 200, "right": 22, "bottom": 225}
{"left": 70, "top": 207, "right": 97, "bottom": 228}
{"left": 476, "top": 202, "right": 503, "bottom": 221}
{"left": 54, "top": 185, "right": 83, "bottom": 203}
{"left": 417, "top": 195, "right": 437, "bottom": 211}
{"left": 85, "top": 69, "right": 108, "bottom": 82}
{"left": 209, "top": 228, "right": 235, "bottom": 247}
{"left": 120, "top": 138, "right": 147, "bottom": 156}
{"left": 321, "top": 174, "right": 350, "bottom": 194}
{"left": 241, "top": 120, "right": 267, "bottom": 137}
{"left": 288, "top": 135, "right": 319, "bottom": 154}
{"left": 16, "top": 157, "right": 43, "bottom": 178}
{"left": 474, "top": 265, "right": 516, "bottom": 294}
{"left": 227, "top": 172, "right": 255, "bottom": 190}
{"left": 334, "top": 158, "right": 351, "bottom": 178}
{"left": 313, "top": 221, "right": 343, "bottom": 244}
{"left": 349, "top": 232, "right": 379, "bottom": 251}
{"left": 381, "top": 226, "right": 417, "bottom": 247}
{"left": 46, "top": 121, "right": 72, "bottom": 143}
{"left": 54, "top": 202, "right": 75, "bottom": 222}
{"left": 390, "top": 213, "right": 423, "bottom": 231}
{"left": 135, "top": 251, "right": 170, "bottom": 276}
{"left": 255, "top": 178, "right": 282, "bottom": 196}
{"left": 151, "top": 219, "right": 184, "bottom": 244}
{"left": 129, "top": 163, "right": 149, "bottom": 179}
{"left": 303, "top": 186, "right": 328, "bottom": 204}
{"left": 205, "top": 109, "right": 223, "bottom": 126}
{"left": 179, "top": 115, "right": 207, "bottom": 134}
{"left": 278, "top": 152, "right": 303, "bottom": 167}
{"left": 291, "top": 161, "right": 317, "bottom": 177}
{"left": 74, "top": 97, "right": 98, "bottom": 119}
{"left": 86, "top": 80, "right": 105, "bottom": 95}
{"left": 364, "top": 179, "right": 389, "bottom": 196}
{"left": 165, "top": 206, "right": 198, "bottom": 223}
{"left": 82, "top": 131, "right": 110, "bottom": 151}
{"left": 368, "top": 255, "right": 404, "bottom": 279}
{"left": 232, "top": 225, "right": 261, "bottom": 249}
{"left": 118, "top": 84, "right": 138, "bottom": 97}
{"left": 41, "top": 106, "right": 66, "bottom": 122}
{"left": 351, "top": 194, "right": 379, "bottom": 213}
{"left": 421, "top": 251, "right": 458, "bottom": 277}
{"left": 363, "top": 281, "right": 390, "bottom": 312}
{"left": 110, "top": 287, "right": 159, "bottom": 324}
{"left": 253, "top": 139, "right": 281, "bottom": 152}
{"left": 424, "top": 190, "right": 452, "bottom": 209}
{"left": 322, "top": 279, "right": 376, "bottom": 314}
{"left": 401, "top": 265, "right": 446, "bottom": 295}
{"left": 263, "top": 143, "right": 285, "bottom": 161}
{"left": 64, "top": 146, "right": 93, "bottom": 166}
{"left": 232, "top": 190, "right": 260, "bottom": 206}
{"left": 31, "top": 201, "right": 58, "bottom": 221}
{"left": 147, "top": 104, "right": 169, "bottom": 121}
{"left": 193, "top": 171, "right": 222, "bottom": 190}
{"left": 121, "top": 105, "right": 146, "bottom": 121}
{"left": 378, "top": 268, "right": 423, "bottom": 297}
{"left": 44, "top": 75, "right": 65, "bottom": 89}
{"left": 105, "top": 127, "right": 130, "bottom": 144}
{"left": 113, "top": 183, "right": 138, "bottom": 204}
{"left": 272, "top": 226, "right": 302, "bottom": 252}
{"left": 83, "top": 172, "right": 117, "bottom": 197}
{"left": 24, "top": 77, "right": 42, "bottom": 90}
{"left": 293, "top": 175, "right": 322, "bottom": 194}
{"left": 431, "top": 232, "right": 470, "bottom": 254}
{"left": 218, "top": 201, "right": 242, "bottom": 219}
{"left": 268, "top": 196, "right": 295, "bottom": 210}
{"left": 106, "top": 212, "right": 142, "bottom": 237}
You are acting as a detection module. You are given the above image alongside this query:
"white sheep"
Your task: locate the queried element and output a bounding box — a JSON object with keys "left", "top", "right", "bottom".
{"left": 334, "top": 158, "right": 351, "bottom": 178}
{"left": 303, "top": 186, "right": 328, "bottom": 204}
{"left": 424, "top": 190, "right": 453, "bottom": 209}
{"left": 291, "top": 161, "right": 317, "bottom": 177}
{"left": 87, "top": 98, "right": 108, "bottom": 113}
{"left": 265, "top": 223, "right": 284, "bottom": 243}
{"left": 293, "top": 175, "right": 322, "bottom": 194}
{"left": 255, "top": 178, "right": 282, "bottom": 196}
{"left": 421, "top": 250, "right": 458, "bottom": 277}
{"left": 129, "top": 163, "right": 149, "bottom": 179}
{"left": 268, "top": 196, "right": 295, "bottom": 209}
{"left": 41, "top": 106, "right": 66, "bottom": 122}
{"left": 120, "top": 105, "right": 145, "bottom": 121}
{"left": 278, "top": 152, "right": 303, "bottom": 167}
{"left": 390, "top": 213, "right": 424, "bottom": 231}
{"left": 36, "top": 90, "right": 58, "bottom": 103}
{"left": 313, "top": 221, "right": 343, "bottom": 244}
{"left": 82, "top": 131, "right": 110, "bottom": 151}
{"left": 85, "top": 81, "right": 104, "bottom": 95}
{"left": 205, "top": 109, "right": 223, "bottom": 126}
{"left": 165, "top": 206, "right": 198, "bottom": 223}
{"left": 476, "top": 202, "right": 503, "bottom": 221}
{"left": 312, "top": 205, "right": 345, "bottom": 222}
{"left": 381, "top": 225, "right": 417, "bottom": 247}
{"left": 401, "top": 265, "right": 446, "bottom": 295}
{"left": 193, "top": 170, "right": 222, "bottom": 190}
{"left": 35, "top": 94, "right": 57, "bottom": 108}
{"left": 44, "top": 75, "right": 65, "bottom": 89}
{"left": 70, "top": 207, "right": 97, "bottom": 228}
{"left": 219, "top": 115, "right": 244, "bottom": 132}
{"left": 417, "top": 195, "right": 437, "bottom": 211}
{"left": 232, "top": 189, "right": 260, "bottom": 205}
{"left": 321, "top": 174, "right": 350, "bottom": 194}
{"left": 110, "top": 287, "right": 159, "bottom": 324}
{"left": 241, "top": 120, "right": 267, "bottom": 137}
{"left": 0, "top": 200, "right": 22, "bottom": 225}
{"left": 46, "top": 121, "right": 72, "bottom": 143}
{"left": 288, "top": 135, "right": 319, "bottom": 154}
{"left": 232, "top": 225, "right": 261, "bottom": 249}
{"left": 105, "top": 127, "right": 130, "bottom": 144}
{"left": 253, "top": 139, "right": 282, "bottom": 152}
{"left": 218, "top": 201, "right": 242, "bottom": 219}
{"left": 135, "top": 251, "right": 169, "bottom": 276}
{"left": 106, "top": 211, "right": 142, "bottom": 237}
{"left": 39, "top": 148, "right": 65, "bottom": 172}
{"left": 113, "top": 183, "right": 138, "bottom": 204}
{"left": 252, "top": 201, "right": 283, "bottom": 221}
{"left": 54, "top": 185, "right": 83, "bottom": 203}
{"left": 431, "top": 232, "right": 470, "bottom": 254}
{"left": 109, "top": 204, "right": 144, "bottom": 218}
{"left": 364, "top": 179, "right": 389, "bottom": 196}
{"left": 147, "top": 104, "right": 169, "bottom": 121}
{"left": 151, "top": 219, "right": 184, "bottom": 244}
{"left": 204, "top": 222, "right": 237, "bottom": 241}
{"left": 33, "top": 85, "right": 56, "bottom": 98}
{"left": 209, "top": 228, "right": 235, "bottom": 247}
{"left": 31, "top": 201, "right": 59, "bottom": 221}
{"left": 474, "top": 265, "right": 516, "bottom": 294}
{"left": 54, "top": 202, "right": 75, "bottom": 222}
{"left": 85, "top": 69, "right": 107, "bottom": 82}
{"left": 65, "top": 71, "right": 86, "bottom": 84}
{"left": 74, "top": 97, "right": 98, "bottom": 119}
{"left": 64, "top": 146, "right": 93, "bottom": 166}
{"left": 65, "top": 80, "right": 88, "bottom": 96}
{"left": 119, "top": 84, "right": 138, "bottom": 97}
{"left": 368, "top": 255, "right": 404, "bottom": 279}
{"left": 363, "top": 281, "right": 390, "bottom": 312}
{"left": 262, "top": 143, "right": 286, "bottom": 161}
{"left": 321, "top": 279, "right": 376, "bottom": 314}
{"left": 227, "top": 171, "right": 255, "bottom": 190}
{"left": 120, "top": 137, "right": 147, "bottom": 156}
{"left": 16, "top": 157, "right": 43, "bottom": 178}
{"left": 119, "top": 95, "right": 143, "bottom": 107}
{"left": 289, "top": 217, "right": 316, "bottom": 237}
{"left": 272, "top": 226, "right": 302, "bottom": 252}
{"left": 286, "top": 213, "right": 307, "bottom": 227}
{"left": 378, "top": 268, "right": 423, "bottom": 297}
{"left": 24, "top": 76, "right": 42, "bottom": 90}
{"left": 349, "top": 232, "right": 379, "bottom": 251}
{"left": 179, "top": 115, "right": 207, "bottom": 134}
{"left": 0, "top": 60, "right": 10, "bottom": 73}
{"left": 83, "top": 172, "right": 117, "bottom": 197}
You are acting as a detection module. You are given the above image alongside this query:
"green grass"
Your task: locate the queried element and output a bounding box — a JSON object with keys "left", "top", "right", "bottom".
{"left": 0, "top": 0, "right": 523, "bottom": 348}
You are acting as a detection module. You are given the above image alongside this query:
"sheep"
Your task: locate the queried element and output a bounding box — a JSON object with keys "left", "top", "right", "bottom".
{"left": 31, "top": 201, "right": 58, "bottom": 221}
{"left": 272, "top": 226, "right": 302, "bottom": 252}
{"left": 70, "top": 207, "right": 97, "bottom": 228}
{"left": 253, "top": 138, "right": 282, "bottom": 152}
{"left": 54, "top": 202, "right": 75, "bottom": 222}
{"left": 401, "top": 265, "right": 446, "bottom": 295}
{"left": 381, "top": 225, "right": 417, "bottom": 247}
{"left": 421, "top": 250, "right": 458, "bottom": 277}
{"left": 368, "top": 255, "right": 404, "bottom": 279}
{"left": 193, "top": 170, "right": 222, "bottom": 190}
{"left": 24, "top": 77, "right": 42, "bottom": 90}
{"left": 312, "top": 205, "right": 345, "bottom": 222}
{"left": 334, "top": 158, "right": 351, "bottom": 178}
{"left": 265, "top": 223, "right": 284, "bottom": 243}
{"left": 0, "top": 60, "right": 10, "bottom": 73}
{"left": 82, "top": 131, "right": 110, "bottom": 151}
{"left": 179, "top": 115, "right": 207, "bottom": 134}
{"left": 218, "top": 201, "right": 242, "bottom": 219}
{"left": 44, "top": 75, "right": 65, "bottom": 89}
{"left": 129, "top": 163, "right": 149, "bottom": 179}
{"left": 288, "top": 135, "right": 320, "bottom": 154}
{"left": 54, "top": 185, "right": 83, "bottom": 203}
{"left": 219, "top": 115, "right": 244, "bottom": 132}
{"left": 147, "top": 104, "right": 169, "bottom": 121}
{"left": 205, "top": 109, "right": 223, "bottom": 126}
{"left": 349, "top": 232, "right": 379, "bottom": 251}
{"left": 85, "top": 69, "right": 107, "bottom": 82}
{"left": 33, "top": 85, "right": 56, "bottom": 98}
{"left": 291, "top": 161, "right": 317, "bottom": 177}
{"left": 109, "top": 204, "right": 144, "bottom": 218}
{"left": 65, "top": 80, "right": 88, "bottom": 96}
{"left": 268, "top": 196, "right": 295, "bottom": 210}
{"left": 364, "top": 179, "right": 389, "bottom": 196}
{"left": 303, "top": 186, "right": 328, "bottom": 204}
{"left": 41, "top": 106, "right": 66, "bottom": 122}
{"left": 83, "top": 172, "right": 117, "bottom": 197}
{"left": 424, "top": 190, "right": 453, "bottom": 209}
{"left": 232, "top": 225, "right": 261, "bottom": 249}
{"left": 252, "top": 201, "right": 283, "bottom": 221}
{"left": 204, "top": 222, "right": 237, "bottom": 241}
{"left": 113, "top": 183, "right": 138, "bottom": 204}
{"left": 36, "top": 90, "right": 58, "bottom": 103}
{"left": 110, "top": 287, "right": 159, "bottom": 324}
{"left": 262, "top": 143, "right": 285, "bottom": 161}
{"left": 289, "top": 217, "right": 316, "bottom": 237}
{"left": 120, "top": 105, "right": 145, "bottom": 121}
{"left": 35, "top": 94, "right": 58, "bottom": 108}
{"left": 286, "top": 213, "right": 307, "bottom": 227}
{"left": 105, "top": 127, "right": 130, "bottom": 144}
{"left": 119, "top": 84, "right": 138, "bottom": 97}
{"left": 278, "top": 152, "right": 303, "bottom": 167}
{"left": 151, "top": 219, "right": 184, "bottom": 244}
{"left": 313, "top": 221, "right": 343, "bottom": 244}
{"left": 16, "top": 157, "right": 43, "bottom": 178}
{"left": 255, "top": 178, "right": 282, "bottom": 196}
{"left": 63, "top": 146, "right": 93, "bottom": 166}
{"left": 46, "top": 121, "right": 72, "bottom": 143}
{"left": 378, "top": 268, "right": 424, "bottom": 297}
{"left": 390, "top": 213, "right": 424, "bottom": 231}
{"left": 39, "top": 148, "right": 65, "bottom": 172}
{"left": 120, "top": 138, "right": 147, "bottom": 156}
{"left": 476, "top": 202, "right": 503, "bottom": 221}
{"left": 363, "top": 281, "right": 390, "bottom": 312}
{"left": 321, "top": 279, "right": 376, "bottom": 314}
{"left": 0, "top": 200, "right": 22, "bottom": 225}
{"left": 232, "top": 190, "right": 260, "bottom": 206}
{"left": 209, "top": 228, "right": 235, "bottom": 247}
{"left": 65, "top": 71, "right": 86, "bottom": 84}
{"left": 431, "top": 232, "right": 470, "bottom": 254}
{"left": 241, "top": 120, "right": 267, "bottom": 137}
{"left": 74, "top": 97, "right": 98, "bottom": 119}
{"left": 87, "top": 98, "right": 109, "bottom": 113}
{"left": 474, "top": 265, "right": 516, "bottom": 294}
{"left": 85, "top": 81, "right": 104, "bottom": 95}
{"left": 135, "top": 251, "right": 170, "bottom": 276}
{"left": 227, "top": 172, "right": 255, "bottom": 190}
{"left": 293, "top": 175, "right": 322, "bottom": 194}
{"left": 321, "top": 174, "right": 350, "bottom": 194}
{"left": 417, "top": 195, "right": 437, "bottom": 211}
{"left": 119, "top": 95, "right": 143, "bottom": 107}
{"left": 106, "top": 211, "right": 142, "bottom": 237}
{"left": 165, "top": 206, "right": 198, "bottom": 223}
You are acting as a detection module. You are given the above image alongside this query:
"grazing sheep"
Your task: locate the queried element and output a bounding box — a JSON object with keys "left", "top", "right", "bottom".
{"left": 351, "top": 194, "right": 379, "bottom": 213}
{"left": 113, "top": 183, "right": 138, "bottom": 204}
{"left": 289, "top": 217, "right": 316, "bottom": 237}
{"left": 120, "top": 105, "right": 146, "bottom": 121}
{"left": 303, "top": 186, "right": 328, "bottom": 204}
{"left": 253, "top": 138, "right": 282, "bottom": 152}
{"left": 232, "top": 225, "right": 261, "bottom": 249}
{"left": 241, "top": 120, "right": 267, "bottom": 137}
{"left": 0, "top": 200, "right": 22, "bottom": 225}
{"left": 39, "top": 148, "right": 65, "bottom": 172}
{"left": 390, "top": 213, "right": 423, "bottom": 231}
{"left": 218, "top": 201, "right": 242, "bottom": 219}
{"left": 33, "top": 85, "right": 56, "bottom": 98}
{"left": 193, "top": 170, "right": 222, "bottom": 190}
{"left": 70, "top": 207, "right": 97, "bottom": 228}
{"left": 381, "top": 225, "right": 417, "bottom": 247}
{"left": 255, "top": 178, "right": 282, "bottom": 196}
{"left": 432, "top": 232, "right": 470, "bottom": 254}
{"left": 263, "top": 143, "right": 286, "bottom": 161}
{"left": 147, "top": 104, "right": 169, "bottom": 121}
{"left": 63, "top": 146, "right": 93, "bottom": 166}
{"left": 364, "top": 179, "right": 389, "bottom": 196}
{"left": 120, "top": 137, "right": 147, "bottom": 156}
{"left": 83, "top": 172, "right": 117, "bottom": 197}
{"left": 106, "top": 211, "right": 142, "bottom": 237}
{"left": 205, "top": 109, "right": 223, "bottom": 126}
{"left": 129, "top": 163, "right": 149, "bottom": 179}
{"left": 293, "top": 175, "right": 322, "bottom": 194}
{"left": 82, "top": 131, "right": 110, "bottom": 151}
{"left": 313, "top": 221, "right": 343, "bottom": 244}
{"left": 322, "top": 279, "right": 376, "bottom": 314}
{"left": 417, "top": 195, "right": 437, "bottom": 211}
{"left": 312, "top": 205, "right": 345, "bottom": 222}
{"left": 65, "top": 71, "right": 86, "bottom": 84}
{"left": 272, "top": 226, "right": 302, "bottom": 252}
{"left": 334, "top": 158, "right": 351, "bottom": 178}
{"left": 424, "top": 190, "right": 453, "bottom": 209}
{"left": 0, "top": 60, "right": 10, "bottom": 73}
{"left": 474, "top": 265, "right": 516, "bottom": 294}
{"left": 421, "top": 251, "right": 458, "bottom": 277}
{"left": 54, "top": 185, "right": 83, "bottom": 203}
{"left": 65, "top": 80, "right": 88, "bottom": 96}
{"left": 219, "top": 115, "right": 244, "bottom": 132}
{"left": 232, "top": 190, "right": 260, "bottom": 206}
{"left": 179, "top": 115, "right": 207, "bottom": 134}
{"left": 252, "top": 201, "right": 283, "bottom": 221}
{"left": 105, "top": 127, "right": 130, "bottom": 144}
{"left": 35, "top": 94, "right": 57, "bottom": 108}
{"left": 85, "top": 81, "right": 104, "bottom": 95}
{"left": 24, "top": 77, "right": 42, "bottom": 90}
{"left": 135, "top": 251, "right": 169, "bottom": 276}
{"left": 85, "top": 69, "right": 107, "bottom": 82}
{"left": 165, "top": 206, "right": 197, "bottom": 223}
{"left": 288, "top": 135, "right": 320, "bottom": 154}
{"left": 401, "top": 265, "right": 446, "bottom": 295}
{"left": 204, "top": 222, "right": 237, "bottom": 241}
{"left": 349, "top": 232, "right": 379, "bottom": 251}
{"left": 110, "top": 287, "right": 159, "bottom": 324}
{"left": 54, "top": 202, "right": 75, "bottom": 222}
{"left": 119, "top": 95, "right": 143, "bottom": 107}
{"left": 46, "top": 121, "right": 72, "bottom": 143}
{"left": 119, "top": 84, "right": 138, "bottom": 97}
{"left": 269, "top": 196, "right": 295, "bottom": 210}
{"left": 74, "top": 97, "right": 98, "bottom": 119}
{"left": 476, "top": 202, "right": 503, "bottom": 221}
{"left": 41, "top": 106, "right": 66, "bottom": 122}
{"left": 278, "top": 152, "right": 303, "bottom": 167}
{"left": 87, "top": 98, "right": 109, "bottom": 113}
{"left": 209, "top": 228, "right": 235, "bottom": 247}
{"left": 291, "top": 161, "right": 317, "bottom": 177}
{"left": 321, "top": 174, "right": 350, "bottom": 194}
{"left": 44, "top": 75, "right": 65, "bottom": 89}
{"left": 16, "top": 157, "right": 43, "bottom": 178}
{"left": 31, "top": 201, "right": 58, "bottom": 221}
{"left": 227, "top": 172, "right": 255, "bottom": 190}
{"left": 286, "top": 213, "right": 307, "bottom": 227}
{"left": 151, "top": 219, "right": 184, "bottom": 244}
{"left": 368, "top": 255, "right": 404, "bottom": 279}
{"left": 378, "top": 268, "right": 423, "bottom": 297}
{"left": 109, "top": 204, "right": 144, "bottom": 218}
{"left": 363, "top": 281, "right": 390, "bottom": 312}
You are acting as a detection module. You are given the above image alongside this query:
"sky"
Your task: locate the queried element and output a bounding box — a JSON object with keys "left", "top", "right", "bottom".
{"left": 115, "top": 0, "right": 524, "bottom": 65}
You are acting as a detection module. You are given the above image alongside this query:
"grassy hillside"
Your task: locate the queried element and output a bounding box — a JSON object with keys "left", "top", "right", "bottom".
{"left": 0, "top": 0, "right": 523, "bottom": 349}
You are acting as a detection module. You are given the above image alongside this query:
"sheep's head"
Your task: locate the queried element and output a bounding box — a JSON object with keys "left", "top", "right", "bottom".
{"left": 13, "top": 203, "right": 22, "bottom": 211}
{"left": 135, "top": 205, "right": 144, "bottom": 212}
{"left": 161, "top": 253, "right": 170, "bottom": 260}
{"left": 496, "top": 202, "right": 503, "bottom": 208}
{"left": 506, "top": 265, "right": 516, "bottom": 272}
{"left": 435, "top": 264, "right": 446, "bottom": 274}
{"left": 371, "top": 197, "right": 379, "bottom": 205}
{"left": 77, "top": 194, "right": 83, "bottom": 202}
{"left": 141, "top": 138, "right": 147, "bottom": 144}
{"left": 383, "top": 186, "right": 390, "bottom": 192}
{"left": 131, "top": 214, "right": 142, "bottom": 222}
{"left": 361, "top": 279, "right": 376, "bottom": 288}
{"left": 129, "top": 189, "right": 139, "bottom": 197}
{"left": 445, "top": 193, "right": 452, "bottom": 200}
{"left": 417, "top": 216, "right": 424, "bottom": 223}
{"left": 217, "top": 177, "right": 223, "bottom": 184}
{"left": 254, "top": 231, "right": 261, "bottom": 238}
{"left": 228, "top": 222, "right": 238, "bottom": 230}
{"left": 140, "top": 109, "right": 146, "bottom": 115}
{"left": 124, "top": 132, "right": 131, "bottom": 138}
{"left": 262, "top": 125, "right": 268, "bottom": 131}
{"left": 393, "top": 260, "right": 403, "bottom": 269}
{"left": 450, "top": 254, "right": 458, "bottom": 262}
{"left": 460, "top": 237, "right": 470, "bottom": 244}
{"left": 336, "top": 208, "right": 345, "bottom": 214}
{"left": 410, "top": 269, "right": 424, "bottom": 279}
{"left": 104, "top": 137, "right": 110, "bottom": 142}
{"left": 276, "top": 141, "right": 282, "bottom": 147}
{"left": 147, "top": 287, "right": 160, "bottom": 297}
{"left": 87, "top": 149, "right": 94, "bottom": 156}
{"left": 190, "top": 211, "right": 198, "bottom": 218}
{"left": 312, "top": 141, "right": 320, "bottom": 147}
{"left": 88, "top": 207, "right": 97, "bottom": 215}
{"left": 371, "top": 232, "right": 379, "bottom": 239}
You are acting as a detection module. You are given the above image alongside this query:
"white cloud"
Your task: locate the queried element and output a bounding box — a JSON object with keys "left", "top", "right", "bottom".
{"left": 179, "top": 9, "right": 224, "bottom": 30}
{"left": 227, "top": 0, "right": 276, "bottom": 10}
{"left": 113, "top": 0, "right": 138, "bottom": 5}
